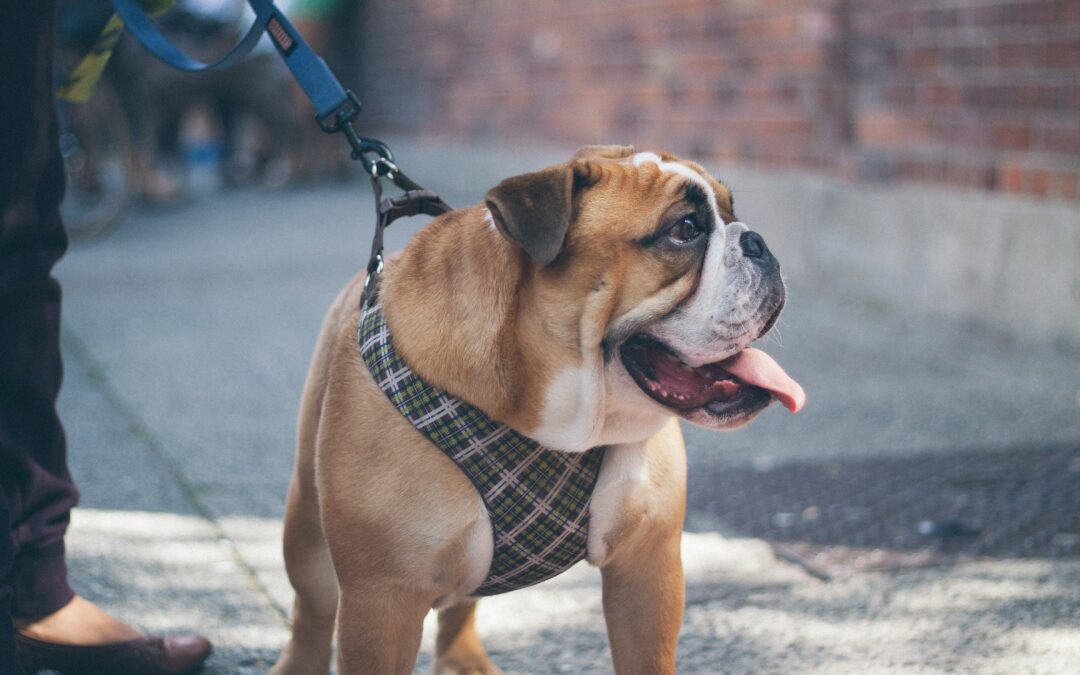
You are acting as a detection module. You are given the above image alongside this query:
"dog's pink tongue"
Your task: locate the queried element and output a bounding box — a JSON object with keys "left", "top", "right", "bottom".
{"left": 720, "top": 349, "right": 806, "bottom": 413}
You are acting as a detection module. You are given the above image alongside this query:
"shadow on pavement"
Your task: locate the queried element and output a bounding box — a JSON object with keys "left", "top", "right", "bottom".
{"left": 688, "top": 442, "right": 1080, "bottom": 578}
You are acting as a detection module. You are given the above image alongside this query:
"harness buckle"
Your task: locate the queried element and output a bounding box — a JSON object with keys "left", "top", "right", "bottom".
{"left": 363, "top": 253, "right": 384, "bottom": 294}
{"left": 367, "top": 253, "right": 384, "bottom": 277}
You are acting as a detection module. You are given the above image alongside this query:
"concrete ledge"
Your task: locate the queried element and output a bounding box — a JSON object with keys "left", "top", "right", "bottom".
{"left": 712, "top": 164, "right": 1080, "bottom": 350}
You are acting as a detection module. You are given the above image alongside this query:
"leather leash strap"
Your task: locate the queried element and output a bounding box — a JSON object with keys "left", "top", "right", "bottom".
{"left": 363, "top": 170, "right": 452, "bottom": 306}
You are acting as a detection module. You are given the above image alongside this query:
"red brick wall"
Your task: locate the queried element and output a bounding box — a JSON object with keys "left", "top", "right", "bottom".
{"left": 353, "top": 0, "right": 1080, "bottom": 201}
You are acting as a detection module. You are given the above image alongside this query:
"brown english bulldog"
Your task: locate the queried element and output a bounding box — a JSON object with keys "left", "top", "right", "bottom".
{"left": 270, "top": 145, "right": 804, "bottom": 675}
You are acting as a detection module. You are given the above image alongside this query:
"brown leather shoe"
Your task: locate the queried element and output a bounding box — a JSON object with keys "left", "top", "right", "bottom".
{"left": 15, "top": 631, "right": 212, "bottom": 674}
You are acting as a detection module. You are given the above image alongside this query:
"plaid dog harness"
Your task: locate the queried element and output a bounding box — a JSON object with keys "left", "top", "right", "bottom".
{"left": 357, "top": 302, "right": 607, "bottom": 595}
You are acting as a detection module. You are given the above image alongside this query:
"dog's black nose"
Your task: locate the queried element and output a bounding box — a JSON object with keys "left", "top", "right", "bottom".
{"left": 740, "top": 230, "right": 771, "bottom": 262}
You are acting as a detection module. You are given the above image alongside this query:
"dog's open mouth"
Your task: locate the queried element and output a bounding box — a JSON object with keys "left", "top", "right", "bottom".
{"left": 620, "top": 336, "right": 805, "bottom": 414}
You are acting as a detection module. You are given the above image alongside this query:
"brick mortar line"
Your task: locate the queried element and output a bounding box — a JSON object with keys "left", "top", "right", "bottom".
{"left": 59, "top": 326, "right": 291, "bottom": 626}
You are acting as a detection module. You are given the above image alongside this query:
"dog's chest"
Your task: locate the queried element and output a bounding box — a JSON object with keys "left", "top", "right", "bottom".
{"left": 358, "top": 302, "right": 609, "bottom": 596}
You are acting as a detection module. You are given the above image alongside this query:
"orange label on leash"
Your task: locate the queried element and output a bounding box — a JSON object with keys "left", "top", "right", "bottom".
{"left": 267, "top": 16, "right": 296, "bottom": 55}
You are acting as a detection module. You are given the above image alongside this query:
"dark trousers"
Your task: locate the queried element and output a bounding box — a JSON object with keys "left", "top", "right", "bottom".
{"left": 1, "top": 0, "right": 79, "bottom": 670}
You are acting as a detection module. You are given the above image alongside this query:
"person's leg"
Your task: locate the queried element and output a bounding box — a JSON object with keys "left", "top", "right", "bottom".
{"left": 0, "top": 492, "right": 27, "bottom": 675}
{"left": 1, "top": 0, "right": 140, "bottom": 642}
{"left": 1, "top": 0, "right": 80, "bottom": 625}
{"left": 1, "top": 5, "right": 212, "bottom": 671}
{"left": 1, "top": 4, "right": 207, "bottom": 668}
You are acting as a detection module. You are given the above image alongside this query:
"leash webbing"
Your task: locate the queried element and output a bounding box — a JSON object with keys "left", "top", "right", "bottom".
{"left": 110, "top": 0, "right": 344, "bottom": 119}
{"left": 57, "top": 13, "right": 127, "bottom": 103}
{"left": 58, "top": 0, "right": 173, "bottom": 103}
{"left": 105, "top": 0, "right": 452, "bottom": 304}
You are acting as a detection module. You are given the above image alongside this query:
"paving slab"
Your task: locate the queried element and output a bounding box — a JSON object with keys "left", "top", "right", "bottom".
{"left": 60, "top": 342, "right": 289, "bottom": 673}
{"left": 64, "top": 505, "right": 1080, "bottom": 674}
{"left": 65, "top": 510, "right": 287, "bottom": 674}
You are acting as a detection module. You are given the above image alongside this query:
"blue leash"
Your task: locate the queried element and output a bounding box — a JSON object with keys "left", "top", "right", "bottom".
{"left": 109, "top": 0, "right": 452, "bottom": 303}
{"left": 110, "top": 0, "right": 393, "bottom": 173}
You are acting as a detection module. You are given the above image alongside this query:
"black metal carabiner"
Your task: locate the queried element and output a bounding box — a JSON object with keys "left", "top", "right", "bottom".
{"left": 315, "top": 89, "right": 398, "bottom": 177}
{"left": 353, "top": 136, "right": 398, "bottom": 178}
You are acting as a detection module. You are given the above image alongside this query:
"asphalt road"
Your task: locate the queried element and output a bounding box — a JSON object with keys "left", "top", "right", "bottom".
{"left": 53, "top": 143, "right": 1080, "bottom": 673}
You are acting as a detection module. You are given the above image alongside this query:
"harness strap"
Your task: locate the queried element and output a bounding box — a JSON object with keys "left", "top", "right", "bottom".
{"left": 362, "top": 171, "right": 453, "bottom": 306}
{"left": 358, "top": 301, "right": 607, "bottom": 596}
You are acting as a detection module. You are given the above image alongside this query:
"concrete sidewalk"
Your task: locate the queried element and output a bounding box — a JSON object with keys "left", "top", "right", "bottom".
{"left": 55, "top": 142, "right": 1080, "bottom": 673}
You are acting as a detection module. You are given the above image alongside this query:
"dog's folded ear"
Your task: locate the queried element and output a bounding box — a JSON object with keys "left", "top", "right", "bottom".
{"left": 486, "top": 150, "right": 631, "bottom": 265}
{"left": 485, "top": 166, "right": 575, "bottom": 267}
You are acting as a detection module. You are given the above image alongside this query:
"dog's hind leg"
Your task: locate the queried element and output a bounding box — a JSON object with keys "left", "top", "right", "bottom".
{"left": 269, "top": 467, "right": 339, "bottom": 675}
{"left": 271, "top": 334, "right": 340, "bottom": 675}
{"left": 333, "top": 579, "right": 429, "bottom": 674}
{"left": 435, "top": 600, "right": 502, "bottom": 675}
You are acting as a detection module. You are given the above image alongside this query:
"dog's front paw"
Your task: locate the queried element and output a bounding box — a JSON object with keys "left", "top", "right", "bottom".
{"left": 435, "top": 653, "right": 503, "bottom": 675}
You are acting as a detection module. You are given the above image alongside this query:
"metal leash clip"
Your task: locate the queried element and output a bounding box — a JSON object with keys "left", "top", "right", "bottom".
{"left": 316, "top": 92, "right": 398, "bottom": 178}
{"left": 346, "top": 133, "right": 398, "bottom": 179}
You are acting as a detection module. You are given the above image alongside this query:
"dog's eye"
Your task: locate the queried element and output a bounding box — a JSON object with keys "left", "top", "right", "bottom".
{"left": 668, "top": 215, "right": 704, "bottom": 243}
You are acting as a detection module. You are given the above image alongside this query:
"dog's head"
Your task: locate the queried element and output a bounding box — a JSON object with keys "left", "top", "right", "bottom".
{"left": 485, "top": 145, "right": 804, "bottom": 451}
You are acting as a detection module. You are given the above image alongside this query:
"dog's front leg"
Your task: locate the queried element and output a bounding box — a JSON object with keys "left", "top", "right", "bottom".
{"left": 335, "top": 582, "right": 429, "bottom": 674}
{"left": 600, "top": 530, "right": 684, "bottom": 675}
{"left": 435, "top": 599, "right": 502, "bottom": 675}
